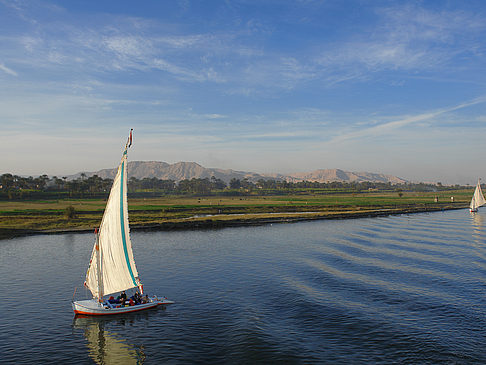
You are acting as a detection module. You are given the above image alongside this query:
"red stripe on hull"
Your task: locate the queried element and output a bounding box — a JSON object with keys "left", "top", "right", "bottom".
{"left": 74, "top": 303, "right": 160, "bottom": 316}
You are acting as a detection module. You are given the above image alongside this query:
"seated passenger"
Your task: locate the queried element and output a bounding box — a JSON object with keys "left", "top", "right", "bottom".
{"left": 105, "top": 300, "right": 114, "bottom": 309}
{"left": 134, "top": 292, "right": 142, "bottom": 304}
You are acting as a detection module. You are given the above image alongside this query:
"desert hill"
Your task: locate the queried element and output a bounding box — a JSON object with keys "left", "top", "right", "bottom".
{"left": 71, "top": 161, "right": 408, "bottom": 184}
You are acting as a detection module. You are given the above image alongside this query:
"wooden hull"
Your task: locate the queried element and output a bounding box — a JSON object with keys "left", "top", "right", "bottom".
{"left": 73, "top": 297, "right": 174, "bottom": 316}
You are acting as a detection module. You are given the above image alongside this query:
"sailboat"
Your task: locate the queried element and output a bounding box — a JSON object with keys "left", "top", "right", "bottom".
{"left": 72, "top": 130, "right": 174, "bottom": 315}
{"left": 470, "top": 179, "right": 486, "bottom": 213}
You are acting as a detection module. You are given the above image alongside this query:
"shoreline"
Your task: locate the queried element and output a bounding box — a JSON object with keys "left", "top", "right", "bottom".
{"left": 0, "top": 204, "right": 467, "bottom": 240}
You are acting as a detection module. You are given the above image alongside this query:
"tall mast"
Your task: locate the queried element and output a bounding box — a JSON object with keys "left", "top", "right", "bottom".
{"left": 96, "top": 230, "right": 103, "bottom": 302}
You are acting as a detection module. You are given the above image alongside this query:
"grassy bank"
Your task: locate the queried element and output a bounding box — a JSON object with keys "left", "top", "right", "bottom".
{"left": 0, "top": 190, "right": 470, "bottom": 239}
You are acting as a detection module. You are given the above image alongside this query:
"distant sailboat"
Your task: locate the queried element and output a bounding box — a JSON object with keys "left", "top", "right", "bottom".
{"left": 72, "top": 130, "right": 173, "bottom": 315}
{"left": 470, "top": 179, "right": 486, "bottom": 213}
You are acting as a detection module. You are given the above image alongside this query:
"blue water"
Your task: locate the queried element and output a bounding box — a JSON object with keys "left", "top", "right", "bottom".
{"left": 1, "top": 209, "right": 486, "bottom": 363}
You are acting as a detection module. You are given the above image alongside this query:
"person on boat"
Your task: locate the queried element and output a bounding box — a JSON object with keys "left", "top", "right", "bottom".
{"left": 108, "top": 296, "right": 117, "bottom": 304}
{"left": 129, "top": 292, "right": 141, "bottom": 305}
{"left": 119, "top": 291, "right": 127, "bottom": 304}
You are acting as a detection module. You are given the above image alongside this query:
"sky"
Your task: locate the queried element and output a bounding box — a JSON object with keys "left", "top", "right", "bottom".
{"left": 1, "top": 0, "right": 486, "bottom": 185}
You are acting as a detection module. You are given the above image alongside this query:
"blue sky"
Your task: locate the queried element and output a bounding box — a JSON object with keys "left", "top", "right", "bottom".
{"left": 1, "top": 0, "right": 486, "bottom": 184}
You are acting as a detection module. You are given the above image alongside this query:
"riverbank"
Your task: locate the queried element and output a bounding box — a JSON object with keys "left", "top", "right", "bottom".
{"left": 0, "top": 202, "right": 468, "bottom": 239}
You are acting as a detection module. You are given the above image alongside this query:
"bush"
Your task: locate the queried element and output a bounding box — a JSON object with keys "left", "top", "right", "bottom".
{"left": 65, "top": 205, "right": 77, "bottom": 219}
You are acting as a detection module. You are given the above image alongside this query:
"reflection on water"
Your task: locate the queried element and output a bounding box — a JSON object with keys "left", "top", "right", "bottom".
{"left": 73, "top": 316, "right": 146, "bottom": 364}
{"left": 471, "top": 211, "right": 484, "bottom": 231}
{"left": 470, "top": 212, "right": 486, "bottom": 265}
{"left": 470, "top": 211, "right": 485, "bottom": 244}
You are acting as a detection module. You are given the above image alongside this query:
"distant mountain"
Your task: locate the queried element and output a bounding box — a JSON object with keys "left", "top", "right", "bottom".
{"left": 71, "top": 161, "right": 408, "bottom": 184}
{"left": 71, "top": 161, "right": 274, "bottom": 183}
{"left": 286, "top": 169, "right": 407, "bottom": 184}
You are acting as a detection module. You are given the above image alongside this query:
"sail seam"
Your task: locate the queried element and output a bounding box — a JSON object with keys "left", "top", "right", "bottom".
{"left": 120, "top": 156, "right": 137, "bottom": 286}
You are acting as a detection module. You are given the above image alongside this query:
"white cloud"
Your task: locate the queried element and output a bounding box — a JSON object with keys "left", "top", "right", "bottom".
{"left": 243, "top": 131, "right": 313, "bottom": 139}
{"left": 0, "top": 63, "right": 17, "bottom": 76}
{"left": 103, "top": 36, "right": 149, "bottom": 57}
{"left": 378, "top": 4, "right": 485, "bottom": 41}
{"left": 156, "top": 35, "right": 205, "bottom": 48}
{"left": 328, "top": 96, "right": 486, "bottom": 144}
{"left": 151, "top": 58, "right": 207, "bottom": 81}
{"left": 2, "top": 1, "right": 486, "bottom": 184}
{"left": 203, "top": 114, "right": 226, "bottom": 119}
{"left": 20, "top": 36, "right": 42, "bottom": 52}
{"left": 315, "top": 3, "right": 486, "bottom": 83}
{"left": 2, "top": 1, "right": 486, "bottom": 93}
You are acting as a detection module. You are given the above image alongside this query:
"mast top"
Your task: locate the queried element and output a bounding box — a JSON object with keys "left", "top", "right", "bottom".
{"left": 125, "top": 129, "right": 133, "bottom": 151}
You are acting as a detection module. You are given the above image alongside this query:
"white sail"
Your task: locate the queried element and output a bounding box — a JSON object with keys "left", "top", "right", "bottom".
{"left": 470, "top": 180, "right": 486, "bottom": 211}
{"left": 84, "top": 238, "right": 100, "bottom": 297}
{"left": 85, "top": 149, "right": 141, "bottom": 299}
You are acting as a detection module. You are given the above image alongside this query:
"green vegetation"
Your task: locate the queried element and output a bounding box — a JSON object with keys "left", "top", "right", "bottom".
{"left": 0, "top": 173, "right": 473, "bottom": 200}
{"left": 65, "top": 205, "right": 77, "bottom": 220}
{"left": 0, "top": 172, "right": 473, "bottom": 239}
{"left": 0, "top": 189, "right": 471, "bottom": 239}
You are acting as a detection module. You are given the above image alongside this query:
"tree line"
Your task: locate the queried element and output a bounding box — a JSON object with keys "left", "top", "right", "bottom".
{"left": 0, "top": 173, "right": 113, "bottom": 199}
{"left": 0, "top": 172, "right": 468, "bottom": 200}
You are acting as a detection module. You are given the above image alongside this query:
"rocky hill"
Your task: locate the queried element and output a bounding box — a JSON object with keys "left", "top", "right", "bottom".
{"left": 71, "top": 161, "right": 408, "bottom": 184}
{"left": 72, "top": 161, "right": 272, "bottom": 183}
{"left": 286, "top": 169, "right": 407, "bottom": 184}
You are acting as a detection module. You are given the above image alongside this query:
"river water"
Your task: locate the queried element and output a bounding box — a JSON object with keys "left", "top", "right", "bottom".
{"left": 1, "top": 209, "right": 486, "bottom": 363}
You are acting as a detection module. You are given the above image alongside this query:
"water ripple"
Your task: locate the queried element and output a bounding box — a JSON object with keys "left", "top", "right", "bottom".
{"left": 1, "top": 209, "right": 486, "bottom": 363}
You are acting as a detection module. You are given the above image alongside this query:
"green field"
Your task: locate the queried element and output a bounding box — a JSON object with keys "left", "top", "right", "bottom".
{"left": 0, "top": 190, "right": 471, "bottom": 238}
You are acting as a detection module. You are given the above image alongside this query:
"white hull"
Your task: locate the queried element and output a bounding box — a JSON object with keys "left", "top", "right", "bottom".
{"left": 73, "top": 297, "right": 174, "bottom": 316}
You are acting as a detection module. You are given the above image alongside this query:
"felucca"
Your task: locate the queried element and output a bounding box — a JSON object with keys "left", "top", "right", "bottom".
{"left": 470, "top": 179, "right": 486, "bottom": 213}
{"left": 72, "top": 130, "right": 173, "bottom": 315}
